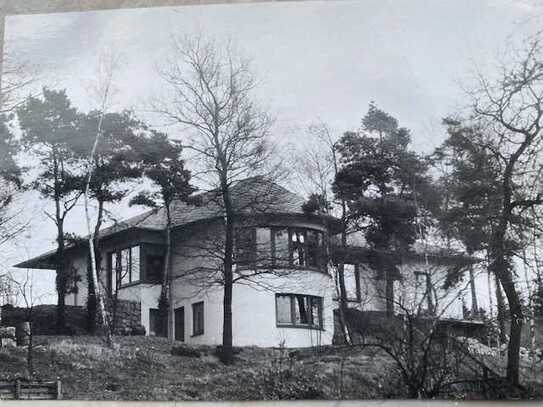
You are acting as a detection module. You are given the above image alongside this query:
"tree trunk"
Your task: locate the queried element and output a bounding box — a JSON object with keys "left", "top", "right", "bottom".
{"left": 385, "top": 270, "right": 394, "bottom": 317}
{"left": 84, "top": 187, "right": 111, "bottom": 346}
{"left": 220, "top": 177, "right": 235, "bottom": 364}
{"left": 490, "top": 208, "right": 523, "bottom": 388}
{"left": 55, "top": 221, "right": 67, "bottom": 334}
{"left": 87, "top": 200, "right": 104, "bottom": 334}
{"left": 469, "top": 265, "right": 479, "bottom": 317}
{"left": 160, "top": 203, "right": 172, "bottom": 340}
{"left": 337, "top": 200, "right": 352, "bottom": 344}
{"left": 495, "top": 277, "right": 507, "bottom": 344}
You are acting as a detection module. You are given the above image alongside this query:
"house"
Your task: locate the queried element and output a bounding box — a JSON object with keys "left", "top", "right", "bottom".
{"left": 14, "top": 177, "right": 478, "bottom": 348}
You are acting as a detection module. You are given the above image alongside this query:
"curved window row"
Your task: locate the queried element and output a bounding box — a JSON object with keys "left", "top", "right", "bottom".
{"left": 235, "top": 226, "right": 326, "bottom": 271}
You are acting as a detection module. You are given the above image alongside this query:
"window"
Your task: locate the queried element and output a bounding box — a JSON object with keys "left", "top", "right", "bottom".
{"left": 415, "top": 272, "right": 433, "bottom": 313}
{"left": 108, "top": 245, "right": 141, "bottom": 292}
{"left": 275, "top": 294, "right": 323, "bottom": 329}
{"left": 146, "top": 255, "right": 164, "bottom": 283}
{"left": 235, "top": 226, "right": 325, "bottom": 271}
{"left": 235, "top": 228, "right": 256, "bottom": 265}
{"left": 192, "top": 302, "right": 204, "bottom": 336}
{"left": 273, "top": 228, "right": 290, "bottom": 266}
{"left": 306, "top": 230, "right": 323, "bottom": 268}
{"left": 256, "top": 227, "right": 272, "bottom": 265}
{"left": 291, "top": 230, "right": 306, "bottom": 266}
{"left": 149, "top": 308, "right": 166, "bottom": 337}
{"left": 343, "top": 264, "right": 361, "bottom": 302}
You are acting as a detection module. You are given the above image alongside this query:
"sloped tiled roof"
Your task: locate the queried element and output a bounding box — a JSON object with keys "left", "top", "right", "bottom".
{"left": 14, "top": 177, "right": 309, "bottom": 269}
{"left": 99, "top": 176, "right": 307, "bottom": 237}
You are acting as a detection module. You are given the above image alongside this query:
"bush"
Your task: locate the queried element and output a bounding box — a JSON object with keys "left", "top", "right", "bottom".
{"left": 171, "top": 344, "right": 201, "bottom": 358}
{"left": 131, "top": 325, "right": 146, "bottom": 336}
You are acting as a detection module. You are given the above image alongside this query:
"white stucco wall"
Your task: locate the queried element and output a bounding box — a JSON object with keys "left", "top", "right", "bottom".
{"left": 168, "top": 269, "right": 335, "bottom": 348}
{"left": 341, "top": 259, "right": 464, "bottom": 318}
{"left": 63, "top": 219, "right": 337, "bottom": 348}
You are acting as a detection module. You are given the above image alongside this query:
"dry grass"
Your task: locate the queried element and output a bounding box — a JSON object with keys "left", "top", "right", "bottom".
{"left": 0, "top": 336, "right": 402, "bottom": 400}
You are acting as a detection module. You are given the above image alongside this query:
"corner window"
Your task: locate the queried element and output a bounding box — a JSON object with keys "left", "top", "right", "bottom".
{"left": 192, "top": 301, "right": 204, "bottom": 336}
{"left": 108, "top": 245, "right": 141, "bottom": 292}
{"left": 275, "top": 294, "right": 323, "bottom": 329}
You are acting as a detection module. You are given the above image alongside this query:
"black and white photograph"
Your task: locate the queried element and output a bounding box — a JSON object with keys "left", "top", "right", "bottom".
{"left": 0, "top": 0, "right": 543, "bottom": 401}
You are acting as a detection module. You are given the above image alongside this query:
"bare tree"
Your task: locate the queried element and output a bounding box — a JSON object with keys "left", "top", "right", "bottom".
{"left": 289, "top": 120, "right": 353, "bottom": 344}
{"left": 7, "top": 269, "right": 48, "bottom": 376}
{"left": 156, "top": 34, "right": 275, "bottom": 363}
{"left": 1, "top": 51, "right": 37, "bottom": 114}
{"left": 82, "top": 48, "right": 124, "bottom": 345}
{"left": 348, "top": 259, "right": 497, "bottom": 398}
{"left": 466, "top": 33, "right": 543, "bottom": 388}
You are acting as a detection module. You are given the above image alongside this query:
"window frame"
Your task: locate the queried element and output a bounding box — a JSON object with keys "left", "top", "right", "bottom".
{"left": 414, "top": 271, "right": 433, "bottom": 313}
{"left": 192, "top": 301, "right": 204, "bottom": 337}
{"left": 106, "top": 242, "right": 165, "bottom": 295}
{"left": 275, "top": 293, "right": 324, "bottom": 330}
{"left": 107, "top": 244, "right": 142, "bottom": 293}
{"left": 235, "top": 226, "right": 326, "bottom": 272}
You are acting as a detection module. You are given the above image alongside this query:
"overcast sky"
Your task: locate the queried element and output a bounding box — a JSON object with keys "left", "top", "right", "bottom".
{"left": 2, "top": 0, "right": 542, "bottom": 305}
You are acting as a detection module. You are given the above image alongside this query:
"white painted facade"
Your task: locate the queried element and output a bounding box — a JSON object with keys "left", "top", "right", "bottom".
{"left": 341, "top": 258, "right": 464, "bottom": 318}
{"left": 65, "top": 218, "right": 336, "bottom": 348}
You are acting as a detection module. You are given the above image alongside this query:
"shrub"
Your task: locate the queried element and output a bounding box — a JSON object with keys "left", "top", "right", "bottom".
{"left": 171, "top": 344, "right": 201, "bottom": 358}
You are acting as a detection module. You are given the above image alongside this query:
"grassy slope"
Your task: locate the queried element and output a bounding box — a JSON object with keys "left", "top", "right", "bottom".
{"left": 0, "top": 336, "right": 400, "bottom": 400}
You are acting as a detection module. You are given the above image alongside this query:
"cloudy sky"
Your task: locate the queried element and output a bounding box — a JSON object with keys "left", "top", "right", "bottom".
{"left": 2, "top": 0, "right": 542, "bottom": 305}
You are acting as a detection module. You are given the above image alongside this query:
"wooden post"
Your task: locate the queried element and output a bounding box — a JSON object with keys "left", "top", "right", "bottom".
{"left": 56, "top": 380, "right": 62, "bottom": 400}
{"left": 14, "top": 379, "right": 20, "bottom": 400}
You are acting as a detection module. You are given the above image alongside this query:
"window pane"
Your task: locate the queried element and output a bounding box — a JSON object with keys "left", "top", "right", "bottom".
{"left": 236, "top": 228, "right": 255, "bottom": 264}
{"left": 256, "top": 228, "right": 272, "bottom": 266}
{"left": 146, "top": 255, "right": 164, "bottom": 282}
{"left": 292, "top": 230, "right": 306, "bottom": 266}
{"left": 120, "top": 248, "right": 130, "bottom": 285}
{"left": 294, "top": 295, "right": 309, "bottom": 324}
{"left": 310, "top": 297, "right": 322, "bottom": 327}
{"left": 131, "top": 246, "right": 140, "bottom": 282}
{"left": 276, "top": 294, "right": 292, "bottom": 324}
{"left": 344, "top": 264, "right": 358, "bottom": 300}
{"left": 273, "top": 229, "right": 289, "bottom": 266}
{"left": 306, "top": 230, "right": 322, "bottom": 268}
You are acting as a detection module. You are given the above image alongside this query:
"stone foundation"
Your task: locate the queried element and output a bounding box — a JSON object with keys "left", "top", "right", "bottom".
{"left": 107, "top": 299, "right": 143, "bottom": 336}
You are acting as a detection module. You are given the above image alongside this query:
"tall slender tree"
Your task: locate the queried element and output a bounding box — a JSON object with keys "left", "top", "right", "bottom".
{"left": 334, "top": 103, "right": 439, "bottom": 316}
{"left": 73, "top": 110, "right": 145, "bottom": 334}
{"left": 130, "top": 131, "right": 195, "bottom": 341}
{"left": 17, "top": 88, "right": 83, "bottom": 332}
{"left": 291, "top": 121, "right": 352, "bottom": 344}
{"left": 432, "top": 119, "right": 507, "bottom": 329}
{"left": 156, "top": 34, "right": 273, "bottom": 363}
{"left": 0, "top": 114, "right": 24, "bottom": 247}
{"left": 459, "top": 35, "right": 543, "bottom": 388}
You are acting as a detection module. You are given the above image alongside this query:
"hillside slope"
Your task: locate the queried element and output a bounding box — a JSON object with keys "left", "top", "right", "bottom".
{"left": 0, "top": 336, "right": 400, "bottom": 400}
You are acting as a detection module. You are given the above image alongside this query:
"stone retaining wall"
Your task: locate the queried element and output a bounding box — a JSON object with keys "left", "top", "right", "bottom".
{"left": 107, "top": 299, "right": 144, "bottom": 336}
